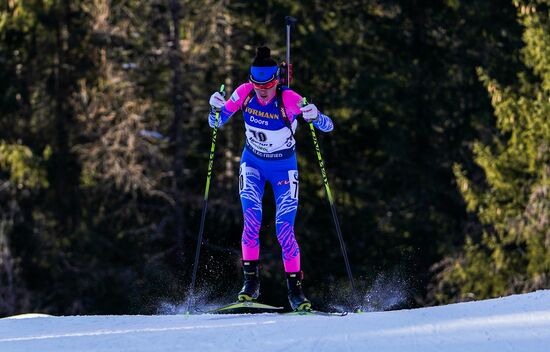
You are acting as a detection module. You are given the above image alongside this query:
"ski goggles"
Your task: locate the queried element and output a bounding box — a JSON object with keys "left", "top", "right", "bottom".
{"left": 251, "top": 79, "right": 279, "bottom": 90}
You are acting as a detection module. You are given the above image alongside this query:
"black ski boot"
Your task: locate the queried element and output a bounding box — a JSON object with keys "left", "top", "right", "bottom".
{"left": 286, "top": 271, "right": 312, "bottom": 311}
{"left": 237, "top": 260, "right": 260, "bottom": 301}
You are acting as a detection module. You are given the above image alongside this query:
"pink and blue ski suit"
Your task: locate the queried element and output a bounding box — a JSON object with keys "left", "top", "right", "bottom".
{"left": 208, "top": 83, "right": 334, "bottom": 272}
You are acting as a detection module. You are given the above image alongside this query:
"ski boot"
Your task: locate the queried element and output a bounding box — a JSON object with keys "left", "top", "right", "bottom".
{"left": 286, "top": 271, "right": 312, "bottom": 311}
{"left": 237, "top": 260, "right": 260, "bottom": 301}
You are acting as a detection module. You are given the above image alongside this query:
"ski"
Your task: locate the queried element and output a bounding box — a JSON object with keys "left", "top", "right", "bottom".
{"left": 285, "top": 309, "right": 348, "bottom": 317}
{"left": 202, "top": 300, "right": 348, "bottom": 316}
{"left": 206, "top": 301, "right": 284, "bottom": 314}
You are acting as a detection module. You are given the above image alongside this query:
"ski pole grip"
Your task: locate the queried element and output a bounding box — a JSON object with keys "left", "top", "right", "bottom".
{"left": 301, "top": 97, "right": 314, "bottom": 124}
{"left": 211, "top": 84, "right": 225, "bottom": 128}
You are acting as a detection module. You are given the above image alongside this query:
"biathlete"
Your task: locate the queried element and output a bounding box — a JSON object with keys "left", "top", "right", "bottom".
{"left": 208, "top": 46, "right": 334, "bottom": 311}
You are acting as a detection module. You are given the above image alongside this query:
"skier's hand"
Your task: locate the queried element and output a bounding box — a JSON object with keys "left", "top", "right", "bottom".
{"left": 300, "top": 103, "right": 319, "bottom": 122}
{"left": 209, "top": 91, "right": 226, "bottom": 111}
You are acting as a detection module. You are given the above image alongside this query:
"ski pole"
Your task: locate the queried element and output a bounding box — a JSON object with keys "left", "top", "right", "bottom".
{"left": 303, "top": 98, "right": 358, "bottom": 305}
{"left": 186, "top": 84, "right": 225, "bottom": 314}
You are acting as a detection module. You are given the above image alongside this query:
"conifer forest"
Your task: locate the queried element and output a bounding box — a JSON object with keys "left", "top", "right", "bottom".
{"left": 0, "top": 0, "right": 548, "bottom": 315}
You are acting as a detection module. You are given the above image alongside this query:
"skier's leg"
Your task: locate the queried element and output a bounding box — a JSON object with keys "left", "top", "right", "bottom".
{"left": 271, "top": 167, "right": 300, "bottom": 272}
{"left": 239, "top": 157, "right": 265, "bottom": 261}
{"left": 237, "top": 154, "right": 265, "bottom": 301}
{"left": 269, "top": 159, "right": 311, "bottom": 310}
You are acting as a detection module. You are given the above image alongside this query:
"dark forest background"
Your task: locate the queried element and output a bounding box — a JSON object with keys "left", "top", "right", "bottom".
{"left": 1, "top": 0, "right": 548, "bottom": 316}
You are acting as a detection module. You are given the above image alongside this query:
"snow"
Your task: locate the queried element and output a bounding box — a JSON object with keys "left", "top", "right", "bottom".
{"left": 1, "top": 290, "right": 550, "bottom": 352}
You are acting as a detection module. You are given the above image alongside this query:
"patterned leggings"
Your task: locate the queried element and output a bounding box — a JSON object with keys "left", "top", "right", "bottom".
{"left": 239, "top": 148, "right": 300, "bottom": 272}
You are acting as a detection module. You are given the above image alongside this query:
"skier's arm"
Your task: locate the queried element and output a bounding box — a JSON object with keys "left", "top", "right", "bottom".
{"left": 208, "top": 83, "right": 254, "bottom": 128}
{"left": 282, "top": 90, "right": 334, "bottom": 132}
{"left": 311, "top": 112, "right": 334, "bottom": 132}
{"left": 208, "top": 107, "right": 233, "bottom": 128}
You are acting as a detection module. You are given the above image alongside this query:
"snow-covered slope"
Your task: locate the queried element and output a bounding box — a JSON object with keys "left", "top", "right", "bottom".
{"left": 2, "top": 290, "right": 550, "bottom": 352}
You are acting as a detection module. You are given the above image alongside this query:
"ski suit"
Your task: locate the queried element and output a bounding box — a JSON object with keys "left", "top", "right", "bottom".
{"left": 209, "top": 83, "right": 334, "bottom": 272}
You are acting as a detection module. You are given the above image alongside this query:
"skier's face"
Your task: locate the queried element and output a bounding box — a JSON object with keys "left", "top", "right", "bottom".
{"left": 252, "top": 79, "right": 278, "bottom": 102}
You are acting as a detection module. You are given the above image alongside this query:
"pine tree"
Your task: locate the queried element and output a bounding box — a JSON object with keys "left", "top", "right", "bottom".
{"left": 432, "top": 0, "right": 550, "bottom": 303}
{"left": 0, "top": 142, "right": 49, "bottom": 315}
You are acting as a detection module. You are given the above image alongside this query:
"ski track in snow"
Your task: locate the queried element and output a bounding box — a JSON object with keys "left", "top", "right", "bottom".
{"left": 1, "top": 290, "right": 550, "bottom": 352}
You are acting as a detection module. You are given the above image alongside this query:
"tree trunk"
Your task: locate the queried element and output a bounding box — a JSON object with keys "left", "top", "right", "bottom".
{"left": 168, "top": 0, "right": 186, "bottom": 267}
{"left": 52, "top": 1, "right": 80, "bottom": 235}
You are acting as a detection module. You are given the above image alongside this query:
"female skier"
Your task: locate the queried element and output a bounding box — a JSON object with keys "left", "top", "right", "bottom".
{"left": 208, "top": 46, "right": 334, "bottom": 311}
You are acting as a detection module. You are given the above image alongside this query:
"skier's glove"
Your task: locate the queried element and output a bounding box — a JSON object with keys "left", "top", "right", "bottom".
{"left": 209, "top": 91, "right": 226, "bottom": 111}
{"left": 208, "top": 91, "right": 227, "bottom": 128}
{"left": 300, "top": 103, "right": 320, "bottom": 122}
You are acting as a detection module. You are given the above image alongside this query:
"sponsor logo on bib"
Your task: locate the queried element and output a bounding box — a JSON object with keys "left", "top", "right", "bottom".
{"left": 249, "top": 116, "right": 269, "bottom": 126}
{"left": 245, "top": 107, "right": 279, "bottom": 120}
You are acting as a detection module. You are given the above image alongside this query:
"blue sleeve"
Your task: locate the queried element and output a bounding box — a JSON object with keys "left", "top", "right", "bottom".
{"left": 208, "top": 106, "right": 235, "bottom": 128}
{"left": 312, "top": 112, "right": 334, "bottom": 132}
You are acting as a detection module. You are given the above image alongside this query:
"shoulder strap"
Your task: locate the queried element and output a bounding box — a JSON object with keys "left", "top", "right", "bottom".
{"left": 242, "top": 89, "right": 256, "bottom": 111}
{"left": 276, "top": 85, "right": 295, "bottom": 140}
{"left": 276, "top": 86, "right": 288, "bottom": 122}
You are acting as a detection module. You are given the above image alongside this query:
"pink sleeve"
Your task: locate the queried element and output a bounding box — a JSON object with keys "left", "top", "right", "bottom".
{"left": 225, "top": 83, "right": 254, "bottom": 113}
{"left": 282, "top": 89, "right": 303, "bottom": 122}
